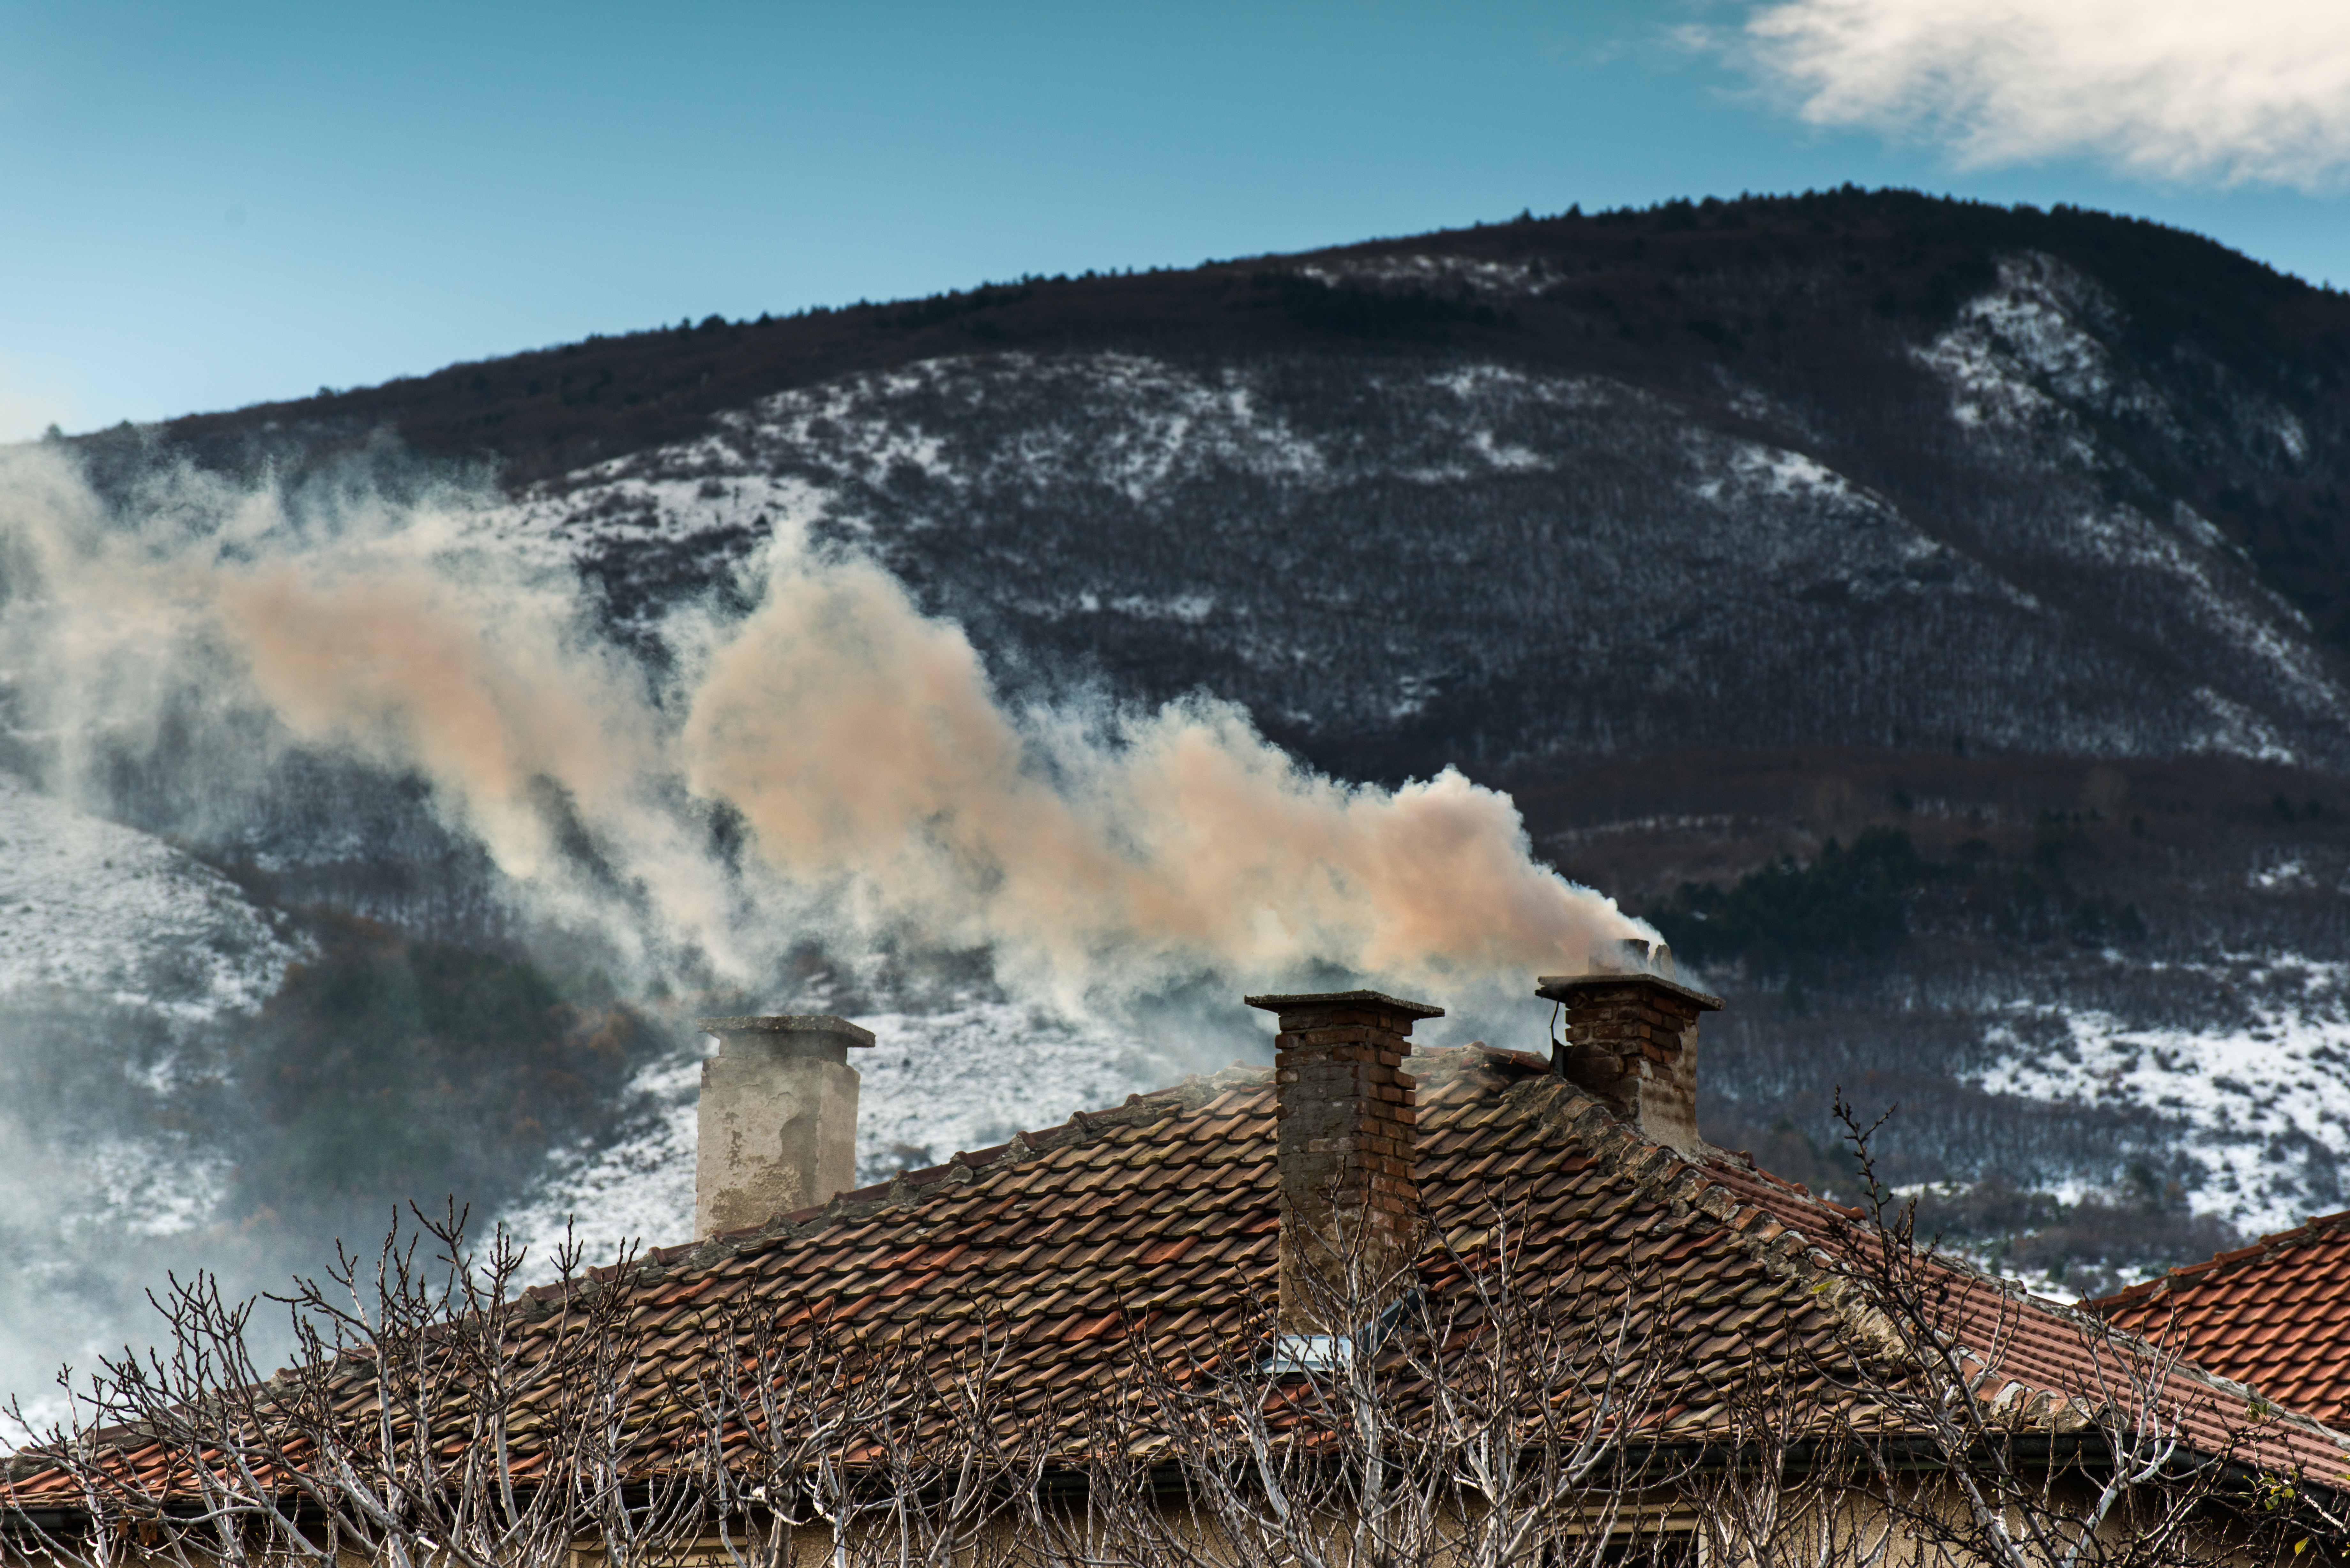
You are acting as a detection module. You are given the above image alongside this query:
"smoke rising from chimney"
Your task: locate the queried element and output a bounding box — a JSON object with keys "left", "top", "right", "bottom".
{"left": 0, "top": 442, "right": 1653, "bottom": 1011}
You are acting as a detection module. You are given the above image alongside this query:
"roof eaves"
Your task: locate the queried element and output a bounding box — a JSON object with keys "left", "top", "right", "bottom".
{"left": 1630, "top": 1130, "right": 2350, "bottom": 1471}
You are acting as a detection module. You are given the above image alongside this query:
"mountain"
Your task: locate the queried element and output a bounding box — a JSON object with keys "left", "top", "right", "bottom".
{"left": 134, "top": 187, "right": 2350, "bottom": 782}
{"left": 18, "top": 187, "right": 2350, "bottom": 1331}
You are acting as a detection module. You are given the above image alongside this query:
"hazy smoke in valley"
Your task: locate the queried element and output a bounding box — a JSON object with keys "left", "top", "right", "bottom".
{"left": 0, "top": 442, "right": 1648, "bottom": 1018}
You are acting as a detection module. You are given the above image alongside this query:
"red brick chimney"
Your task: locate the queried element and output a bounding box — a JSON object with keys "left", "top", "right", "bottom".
{"left": 1246, "top": 988, "right": 1441, "bottom": 1332}
{"left": 1538, "top": 940, "right": 1723, "bottom": 1156}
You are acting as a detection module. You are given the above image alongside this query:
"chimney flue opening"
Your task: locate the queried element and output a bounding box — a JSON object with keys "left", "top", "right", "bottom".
{"left": 1536, "top": 966, "right": 1722, "bottom": 1156}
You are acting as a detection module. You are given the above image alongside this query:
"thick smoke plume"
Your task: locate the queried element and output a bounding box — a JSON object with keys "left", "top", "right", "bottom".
{"left": 0, "top": 428, "right": 1657, "bottom": 1421}
{"left": 0, "top": 442, "right": 1648, "bottom": 1014}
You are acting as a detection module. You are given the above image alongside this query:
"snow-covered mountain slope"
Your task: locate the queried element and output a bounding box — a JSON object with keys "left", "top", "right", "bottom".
{"left": 0, "top": 777, "right": 305, "bottom": 1408}
{"left": 464, "top": 275, "right": 2345, "bottom": 786}
{"left": 1976, "top": 953, "right": 2350, "bottom": 1237}
{"left": 0, "top": 773, "right": 299, "bottom": 1017}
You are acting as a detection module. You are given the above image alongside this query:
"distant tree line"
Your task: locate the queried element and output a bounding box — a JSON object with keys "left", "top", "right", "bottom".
{"left": 1644, "top": 821, "right": 2149, "bottom": 989}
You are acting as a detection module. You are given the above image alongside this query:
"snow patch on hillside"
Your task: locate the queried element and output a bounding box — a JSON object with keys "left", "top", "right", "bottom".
{"left": 2190, "top": 688, "right": 2298, "bottom": 765}
{"left": 853, "top": 1003, "right": 1194, "bottom": 1173}
{"left": 499, "top": 1051, "right": 702, "bottom": 1271}
{"left": 737, "top": 356, "right": 1337, "bottom": 504}
{"left": 493, "top": 473, "right": 833, "bottom": 575}
{"left": 1721, "top": 445, "right": 1865, "bottom": 504}
{"left": 1913, "top": 252, "right": 2164, "bottom": 462}
{"left": 1301, "top": 254, "right": 1552, "bottom": 296}
{"left": 1089, "top": 593, "right": 1217, "bottom": 623}
{"left": 1683, "top": 437, "right": 2045, "bottom": 612}
{"left": 0, "top": 778, "right": 313, "bottom": 1408}
{"left": 1965, "top": 254, "right": 2123, "bottom": 404}
{"left": 2059, "top": 504, "right": 2348, "bottom": 721}
{"left": 0, "top": 774, "right": 301, "bottom": 1019}
{"left": 1916, "top": 323, "right": 2064, "bottom": 436}
{"left": 1974, "top": 957, "right": 2350, "bottom": 1236}
{"left": 86, "top": 1137, "right": 232, "bottom": 1238}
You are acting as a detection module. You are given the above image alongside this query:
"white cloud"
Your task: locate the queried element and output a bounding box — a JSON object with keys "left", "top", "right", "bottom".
{"left": 1740, "top": 0, "right": 2350, "bottom": 189}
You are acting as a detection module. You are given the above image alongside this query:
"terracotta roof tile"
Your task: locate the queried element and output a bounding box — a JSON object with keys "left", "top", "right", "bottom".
{"left": 2096, "top": 1215, "right": 2350, "bottom": 1427}
{"left": 11, "top": 1047, "right": 2345, "bottom": 1509}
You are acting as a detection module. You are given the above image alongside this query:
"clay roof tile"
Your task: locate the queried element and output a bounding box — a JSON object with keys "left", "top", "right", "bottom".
{"left": 17, "top": 1051, "right": 2346, "bottom": 1509}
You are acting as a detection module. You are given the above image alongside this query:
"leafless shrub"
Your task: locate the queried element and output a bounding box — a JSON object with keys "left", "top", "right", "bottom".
{"left": 1024, "top": 1203, "right": 1701, "bottom": 1568}
{"left": 7, "top": 1142, "right": 2346, "bottom": 1568}
{"left": 3, "top": 1203, "right": 700, "bottom": 1568}
{"left": 1711, "top": 1094, "right": 2345, "bottom": 1568}
{"left": 687, "top": 1305, "right": 1029, "bottom": 1568}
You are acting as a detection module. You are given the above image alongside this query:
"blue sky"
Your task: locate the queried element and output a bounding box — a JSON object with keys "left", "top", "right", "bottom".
{"left": 1, "top": 0, "right": 2345, "bottom": 439}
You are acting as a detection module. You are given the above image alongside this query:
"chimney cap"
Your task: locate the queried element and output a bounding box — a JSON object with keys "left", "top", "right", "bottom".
{"left": 696, "top": 1014, "right": 878, "bottom": 1047}
{"left": 1246, "top": 989, "right": 1445, "bottom": 1019}
{"left": 1535, "top": 973, "right": 1725, "bottom": 1012}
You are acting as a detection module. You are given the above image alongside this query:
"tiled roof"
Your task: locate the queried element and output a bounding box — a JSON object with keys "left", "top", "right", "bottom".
{"left": 10, "top": 1046, "right": 2345, "bottom": 1504}
{"left": 592, "top": 1045, "right": 1851, "bottom": 1450}
{"left": 2094, "top": 1208, "right": 2350, "bottom": 1428}
{"left": 1701, "top": 1157, "right": 2350, "bottom": 1475}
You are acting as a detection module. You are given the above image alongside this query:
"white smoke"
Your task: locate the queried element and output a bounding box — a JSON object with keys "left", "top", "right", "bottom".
{"left": 0, "top": 442, "right": 1649, "bottom": 1020}
{"left": 1733, "top": 0, "right": 2350, "bottom": 190}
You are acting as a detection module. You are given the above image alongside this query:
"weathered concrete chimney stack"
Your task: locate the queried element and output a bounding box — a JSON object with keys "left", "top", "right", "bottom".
{"left": 693, "top": 1014, "right": 873, "bottom": 1239}
{"left": 1247, "top": 989, "right": 1442, "bottom": 1332}
{"left": 1538, "top": 940, "right": 1722, "bottom": 1156}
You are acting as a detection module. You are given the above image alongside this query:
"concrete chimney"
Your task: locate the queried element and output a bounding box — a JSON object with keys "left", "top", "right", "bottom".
{"left": 1537, "top": 941, "right": 1723, "bottom": 1156}
{"left": 694, "top": 1014, "right": 873, "bottom": 1239}
{"left": 1247, "top": 989, "right": 1441, "bottom": 1332}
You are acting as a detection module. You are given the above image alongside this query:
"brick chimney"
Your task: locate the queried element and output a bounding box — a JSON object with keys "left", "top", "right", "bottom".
{"left": 1247, "top": 989, "right": 1441, "bottom": 1332}
{"left": 694, "top": 1014, "right": 873, "bottom": 1239}
{"left": 1537, "top": 940, "right": 1723, "bottom": 1156}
